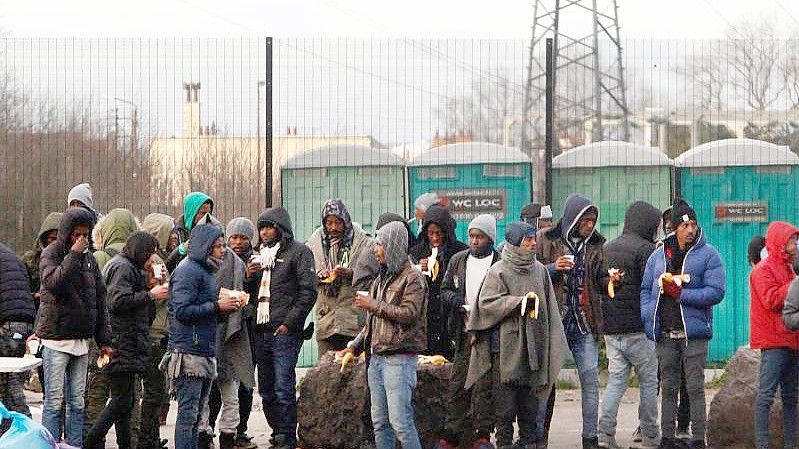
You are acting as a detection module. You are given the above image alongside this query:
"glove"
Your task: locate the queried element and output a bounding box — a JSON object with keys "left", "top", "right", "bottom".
{"left": 662, "top": 279, "right": 683, "bottom": 300}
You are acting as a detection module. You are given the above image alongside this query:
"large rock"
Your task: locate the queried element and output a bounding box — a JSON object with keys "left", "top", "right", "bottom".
{"left": 707, "top": 347, "right": 784, "bottom": 448}
{"left": 298, "top": 352, "right": 450, "bottom": 449}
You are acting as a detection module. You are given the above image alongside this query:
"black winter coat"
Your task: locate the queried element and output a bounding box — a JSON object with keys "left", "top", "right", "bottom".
{"left": 0, "top": 244, "right": 36, "bottom": 324}
{"left": 253, "top": 207, "right": 317, "bottom": 333}
{"left": 439, "top": 248, "right": 499, "bottom": 352}
{"left": 602, "top": 201, "right": 662, "bottom": 335}
{"left": 408, "top": 206, "right": 468, "bottom": 358}
{"left": 103, "top": 254, "right": 154, "bottom": 373}
{"left": 37, "top": 208, "right": 111, "bottom": 345}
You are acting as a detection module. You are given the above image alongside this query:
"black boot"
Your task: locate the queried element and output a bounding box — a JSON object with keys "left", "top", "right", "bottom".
{"left": 582, "top": 437, "right": 599, "bottom": 449}
{"left": 199, "top": 431, "right": 214, "bottom": 449}
{"left": 220, "top": 432, "right": 236, "bottom": 449}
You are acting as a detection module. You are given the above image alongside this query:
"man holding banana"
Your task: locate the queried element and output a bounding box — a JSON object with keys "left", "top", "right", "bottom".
{"left": 640, "top": 199, "right": 726, "bottom": 449}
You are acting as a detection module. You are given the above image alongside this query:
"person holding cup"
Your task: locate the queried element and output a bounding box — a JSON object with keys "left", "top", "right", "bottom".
{"left": 535, "top": 194, "right": 621, "bottom": 449}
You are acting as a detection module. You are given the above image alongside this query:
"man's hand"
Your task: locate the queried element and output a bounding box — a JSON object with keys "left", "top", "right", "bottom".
{"left": 663, "top": 279, "right": 682, "bottom": 300}
{"left": 217, "top": 293, "right": 240, "bottom": 314}
{"left": 609, "top": 269, "right": 624, "bottom": 285}
{"left": 318, "top": 268, "right": 331, "bottom": 280}
{"left": 71, "top": 236, "right": 89, "bottom": 254}
{"left": 554, "top": 256, "right": 575, "bottom": 271}
{"left": 274, "top": 324, "right": 289, "bottom": 336}
{"left": 246, "top": 260, "right": 261, "bottom": 279}
{"left": 333, "top": 266, "right": 352, "bottom": 278}
{"left": 100, "top": 346, "right": 113, "bottom": 359}
{"left": 419, "top": 258, "right": 429, "bottom": 272}
{"left": 150, "top": 284, "right": 169, "bottom": 302}
{"left": 354, "top": 293, "right": 375, "bottom": 311}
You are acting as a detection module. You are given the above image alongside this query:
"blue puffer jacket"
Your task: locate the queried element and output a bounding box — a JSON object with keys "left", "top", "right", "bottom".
{"left": 168, "top": 224, "right": 222, "bottom": 357}
{"left": 640, "top": 229, "right": 726, "bottom": 341}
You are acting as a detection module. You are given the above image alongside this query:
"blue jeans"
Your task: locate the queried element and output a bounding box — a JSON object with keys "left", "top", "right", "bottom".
{"left": 599, "top": 333, "right": 659, "bottom": 440}
{"left": 565, "top": 320, "right": 600, "bottom": 439}
{"left": 41, "top": 346, "right": 88, "bottom": 447}
{"left": 174, "top": 376, "right": 213, "bottom": 449}
{"left": 254, "top": 330, "right": 301, "bottom": 445}
{"left": 755, "top": 348, "right": 799, "bottom": 449}
{"left": 368, "top": 354, "right": 422, "bottom": 449}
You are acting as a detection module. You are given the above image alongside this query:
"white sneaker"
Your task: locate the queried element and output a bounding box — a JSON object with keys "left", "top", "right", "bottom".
{"left": 598, "top": 434, "right": 621, "bottom": 449}
{"left": 676, "top": 431, "right": 691, "bottom": 441}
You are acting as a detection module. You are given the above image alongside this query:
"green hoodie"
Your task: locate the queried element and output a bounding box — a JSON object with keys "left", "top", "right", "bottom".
{"left": 183, "top": 191, "right": 213, "bottom": 230}
{"left": 93, "top": 208, "right": 139, "bottom": 271}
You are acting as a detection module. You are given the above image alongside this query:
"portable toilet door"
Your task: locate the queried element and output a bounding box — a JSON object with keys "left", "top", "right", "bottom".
{"left": 407, "top": 142, "right": 532, "bottom": 243}
{"left": 552, "top": 141, "right": 673, "bottom": 241}
{"left": 676, "top": 138, "right": 799, "bottom": 361}
{"left": 281, "top": 144, "right": 406, "bottom": 367}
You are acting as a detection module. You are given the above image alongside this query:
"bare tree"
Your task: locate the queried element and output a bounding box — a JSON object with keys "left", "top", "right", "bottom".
{"left": 727, "top": 19, "right": 787, "bottom": 112}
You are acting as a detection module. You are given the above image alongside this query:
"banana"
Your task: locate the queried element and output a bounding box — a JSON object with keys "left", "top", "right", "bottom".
{"left": 340, "top": 352, "right": 354, "bottom": 373}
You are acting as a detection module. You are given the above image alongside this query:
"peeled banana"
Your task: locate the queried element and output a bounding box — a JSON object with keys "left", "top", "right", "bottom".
{"left": 339, "top": 352, "right": 354, "bottom": 373}
{"left": 418, "top": 355, "right": 448, "bottom": 365}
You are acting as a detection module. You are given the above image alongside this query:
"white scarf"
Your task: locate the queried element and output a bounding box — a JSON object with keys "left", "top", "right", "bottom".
{"left": 256, "top": 242, "right": 281, "bottom": 325}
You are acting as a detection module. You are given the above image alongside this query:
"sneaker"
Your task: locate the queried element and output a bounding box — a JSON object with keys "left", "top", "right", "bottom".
{"left": 199, "top": 432, "right": 215, "bottom": 449}
{"left": 471, "top": 438, "right": 495, "bottom": 449}
{"left": 598, "top": 434, "right": 620, "bottom": 449}
{"left": 640, "top": 436, "right": 660, "bottom": 449}
{"left": 632, "top": 426, "right": 643, "bottom": 443}
{"left": 235, "top": 433, "right": 258, "bottom": 449}
{"left": 271, "top": 435, "right": 293, "bottom": 449}
{"left": 675, "top": 430, "right": 691, "bottom": 441}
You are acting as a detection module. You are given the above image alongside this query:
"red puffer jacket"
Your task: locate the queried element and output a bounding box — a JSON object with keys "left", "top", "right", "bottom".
{"left": 750, "top": 221, "right": 799, "bottom": 350}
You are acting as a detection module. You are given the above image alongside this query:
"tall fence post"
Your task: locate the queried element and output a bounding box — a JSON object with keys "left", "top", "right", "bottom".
{"left": 265, "top": 37, "right": 274, "bottom": 207}
{"left": 544, "top": 37, "right": 556, "bottom": 205}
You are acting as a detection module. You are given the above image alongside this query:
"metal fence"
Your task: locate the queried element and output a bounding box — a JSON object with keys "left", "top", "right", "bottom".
{"left": 3, "top": 37, "right": 799, "bottom": 361}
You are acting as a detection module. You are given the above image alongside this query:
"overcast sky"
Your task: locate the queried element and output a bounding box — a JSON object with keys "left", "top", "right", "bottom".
{"left": 2, "top": 0, "right": 799, "bottom": 39}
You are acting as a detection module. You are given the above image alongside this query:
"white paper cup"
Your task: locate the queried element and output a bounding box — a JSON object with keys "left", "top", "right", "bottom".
{"left": 563, "top": 255, "right": 575, "bottom": 263}
{"left": 356, "top": 291, "right": 369, "bottom": 298}
{"left": 152, "top": 263, "right": 164, "bottom": 280}
{"left": 27, "top": 340, "right": 39, "bottom": 355}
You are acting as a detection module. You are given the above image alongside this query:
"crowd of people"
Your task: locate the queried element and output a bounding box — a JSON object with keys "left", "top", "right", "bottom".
{"left": 2, "top": 181, "right": 799, "bottom": 449}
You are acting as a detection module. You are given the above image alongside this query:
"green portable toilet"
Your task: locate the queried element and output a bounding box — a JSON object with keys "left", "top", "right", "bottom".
{"left": 552, "top": 141, "right": 673, "bottom": 241}
{"left": 407, "top": 142, "right": 532, "bottom": 243}
{"left": 281, "top": 143, "right": 406, "bottom": 367}
{"left": 676, "top": 138, "right": 799, "bottom": 361}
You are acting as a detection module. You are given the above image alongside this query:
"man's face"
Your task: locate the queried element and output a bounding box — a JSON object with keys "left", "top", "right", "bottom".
{"left": 785, "top": 235, "right": 799, "bottom": 261}
{"left": 259, "top": 223, "right": 279, "bottom": 245}
{"left": 44, "top": 230, "right": 58, "bottom": 247}
{"left": 520, "top": 235, "right": 536, "bottom": 251}
{"left": 414, "top": 209, "right": 425, "bottom": 222}
{"left": 576, "top": 211, "right": 597, "bottom": 239}
{"left": 69, "top": 225, "right": 90, "bottom": 245}
{"left": 675, "top": 220, "right": 699, "bottom": 248}
{"left": 427, "top": 223, "right": 445, "bottom": 248}
{"left": 193, "top": 202, "right": 212, "bottom": 227}
{"left": 468, "top": 229, "right": 490, "bottom": 253}
{"left": 324, "top": 215, "right": 345, "bottom": 238}
{"left": 663, "top": 219, "right": 673, "bottom": 236}
{"left": 211, "top": 237, "right": 225, "bottom": 260}
{"left": 228, "top": 234, "right": 251, "bottom": 255}
{"left": 69, "top": 200, "right": 86, "bottom": 209}
{"left": 374, "top": 242, "right": 386, "bottom": 264}
{"left": 538, "top": 218, "right": 553, "bottom": 229}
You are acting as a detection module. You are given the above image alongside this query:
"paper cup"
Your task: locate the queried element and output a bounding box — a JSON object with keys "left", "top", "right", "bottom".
{"left": 152, "top": 263, "right": 164, "bottom": 280}
{"left": 27, "top": 340, "right": 39, "bottom": 355}
{"left": 356, "top": 291, "right": 369, "bottom": 298}
{"left": 563, "top": 255, "right": 575, "bottom": 263}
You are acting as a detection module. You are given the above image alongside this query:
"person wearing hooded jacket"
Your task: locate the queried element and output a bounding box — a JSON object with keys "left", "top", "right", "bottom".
{"left": 640, "top": 199, "right": 725, "bottom": 449}
{"left": 465, "top": 222, "right": 567, "bottom": 449}
{"left": 37, "top": 208, "right": 113, "bottom": 447}
{"left": 251, "top": 207, "right": 317, "bottom": 449}
{"left": 342, "top": 221, "right": 428, "bottom": 449}
{"left": 165, "top": 191, "right": 214, "bottom": 272}
{"left": 139, "top": 213, "right": 177, "bottom": 449}
{"left": 535, "top": 194, "right": 619, "bottom": 449}
{"left": 409, "top": 205, "right": 468, "bottom": 360}
{"left": 309, "top": 199, "right": 371, "bottom": 357}
{"left": 161, "top": 224, "right": 240, "bottom": 449}
{"left": 0, "top": 242, "right": 37, "bottom": 416}
{"left": 84, "top": 208, "right": 141, "bottom": 442}
{"left": 597, "top": 202, "right": 662, "bottom": 449}
{"left": 352, "top": 212, "right": 413, "bottom": 291}
{"left": 750, "top": 221, "right": 799, "bottom": 449}
{"left": 84, "top": 232, "right": 167, "bottom": 449}
{"left": 434, "top": 214, "right": 500, "bottom": 449}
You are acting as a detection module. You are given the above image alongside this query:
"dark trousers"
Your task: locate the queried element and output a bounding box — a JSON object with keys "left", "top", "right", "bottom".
{"left": 443, "top": 332, "right": 495, "bottom": 445}
{"left": 657, "top": 338, "right": 708, "bottom": 444}
{"left": 237, "top": 384, "right": 254, "bottom": 435}
{"left": 85, "top": 372, "right": 136, "bottom": 449}
{"left": 253, "top": 329, "right": 301, "bottom": 445}
{"left": 139, "top": 341, "right": 168, "bottom": 449}
{"left": 493, "top": 352, "right": 536, "bottom": 447}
